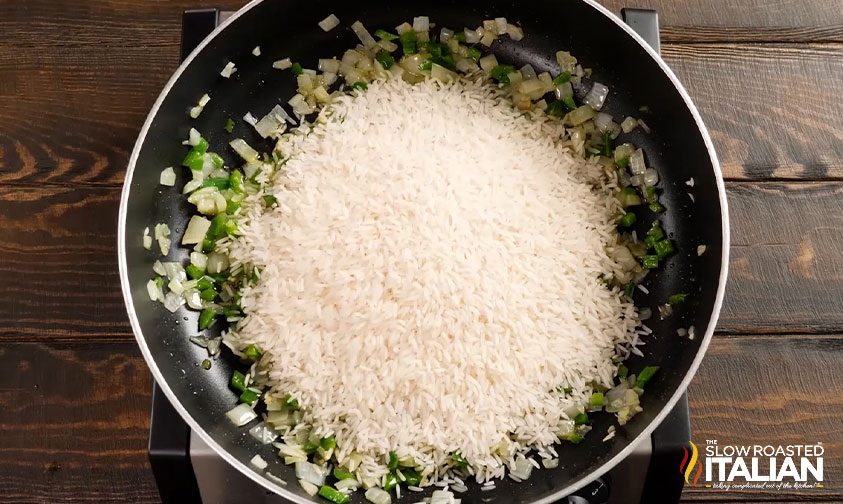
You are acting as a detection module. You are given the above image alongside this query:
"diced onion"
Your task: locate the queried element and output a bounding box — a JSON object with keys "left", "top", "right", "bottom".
{"left": 413, "top": 16, "right": 430, "bottom": 32}
{"left": 243, "top": 112, "right": 258, "bottom": 126}
{"left": 190, "top": 251, "right": 207, "bottom": 270}
{"left": 494, "top": 17, "right": 508, "bottom": 35}
{"left": 629, "top": 149, "right": 646, "bottom": 175}
{"left": 478, "top": 54, "right": 498, "bottom": 73}
{"left": 273, "top": 58, "right": 292, "bottom": 70}
{"left": 250, "top": 454, "right": 268, "bottom": 470}
{"left": 697, "top": 245, "right": 707, "bottom": 256}
{"left": 253, "top": 105, "right": 288, "bottom": 138}
{"left": 583, "top": 82, "right": 609, "bottom": 110}
{"left": 146, "top": 280, "right": 163, "bottom": 302}
{"left": 318, "top": 58, "right": 340, "bottom": 74}
{"left": 566, "top": 105, "right": 596, "bottom": 126}
{"left": 365, "top": 488, "right": 392, "bottom": 504}
{"left": 198, "top": 94, "right": 211, "bottom": 107}
{"left": 295, "top": 461, "right": 328, "bottom": 486}
{"left": 336, "top": 478, "right": 360, "bottom": 491}
{"left": 188, "top": 128, "right": 201, "bottom": 146}
{"left": 220, "top": 61, "right": 237, "bottom": 78}
{"left": 430, "top": 63, "right": 457, "bottom": 82}
{"left": 182, "top": 216, "right": 211, "bottom": 245}
{"left": 510, "top": 456, "right": 534, "bottom": 480}
{"left": 542, "top": 458, "right": 559, "bottom": 469}
{"left": 555, "top": 51, "right": 577, "bottom": 72}
{"left": 318, "top": 14, "right": 340, "bottom": 32}
{"left": 479, "top": 31, "right": 496, "bottom": 46}
{"left": 594, "top": 112, "right": 613, "bottom": 133}
{"left": 163, "top": 292, "right": 184, "bottom": 312}
{"left": 455, "top": 58, "right": 479, "bottom": 73}
{"left": 351, "top": 21, "right": 377, "bottom": 48}
{"left": 507, "top": 24, "right": 524, "bottom": 41}
{"left": 440, "top": 27, "right": 454, "bottom": 42}
{"left": 206, "top": 252, "right": 229, "bottom": 274}
{"left": 226, "top": 404, "right": 257, "bottom": 426}
{"left": 229, "top": 138, "right": 259, "bottom": 162}
{"left": 252, "top": 46, "right": 261, "bottom": 57}
{"left": 643, "top": 168, "right": 659, "bottom": 187}
{"left": 159, "top": 167, "right": 176, "bottom": 186}
{"left": 299, "top": 480, "right": 318, "bottom": 496}
{"left": 464, "top": 28, "right": 480, "bottom": 44}
{"left": 143, "top": 227, "right": 152, "bottom": 250}
{"left": 249, "top": 423, "right": 278, "bottom": 444}
{"left": 519, "top": 64, "right": 537, "bottom": 81}
{"left": 621, "top": 116, "right": 638, "bottom": 133}
{"left": 395, "top": 22, "right": 412, "bottom": 34}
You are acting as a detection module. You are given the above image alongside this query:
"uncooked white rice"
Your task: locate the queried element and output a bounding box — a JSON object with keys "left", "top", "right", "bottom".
{"left": 226, "top": 76, "right": 639, "bottom": 486}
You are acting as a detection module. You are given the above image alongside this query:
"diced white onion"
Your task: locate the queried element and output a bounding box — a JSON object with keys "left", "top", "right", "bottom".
{"left": 190, "top": 251, "right": 207, "bottom": 270}
{"left": 430, "top": 490, "right": 456, "bottom": 504}
{"left": 510, "top": 456, "right": 534, "bottom": 480}
{"left": 272, "top": 58, "right": 292, "bottom": 70}
{"left": 206, "top": 252, "right": 229, "bottom": 274}
{"left": 146, "top": 280, "right": 163, "bottom": 302}
{"left": 159, "top": 167, "right": 176, "bottom": 186}
{"left": 464, "top": 28, "right": 480, "bottom": 44}
{"left": 594, "top": 112, "right": 613, "bottom": 133}
{"left": 412, "top": 16, "right": 430, "bottom": 32}
{"left": 226, "top": 404, "right": 257, "bottom": 426}
{"left": 542, "top": 458, "right": 559, "bottom": 469}
{"left": 494, "top": 17, "right": 508, "bottom": 35}
{"left": 188, "top": 128, "right": 201, "bottom": 146}
{"left": 299, "top": 480, "right": 319, "bottom": 496}
{"left": 365, "top": 488, "right": 392, "bottom": 504}
{"left": 252, "top": 46, "right": 261, "bottom": 56}
{"left": 478, "top": 54, "right": 498, "bottom": 73}
{"left": 621, "top": 116, "right": 638, "bottom": 133}
{"left": 698, "top": 245, "right": 707, "bottom": 256}
{"left": 163, "top": 292, "right": 184, "bottom": 312}
{"left": 439, "top": 27, "right": 454, "bottom": 42}
{"left": 643, "top": 168, "right": 659, "bottom": 186}
{"left": 507, "top": 24, "right": 524, "bottom": 41}
{"left": 430, "top": 63, "right": 457, "bottom": 82}
{"left": 480, "top": 31, "right": 496, "bottom": 46}
{"left": 395, "top": 22, "right": 412, "bottom": 34}
{"left": 189, "top": 106, "right": 203, "bottom": 119}
{"left": 583, "top": 82, "right": 609, "bottom": 110}
{"left": 253, "top": 104, "right": 288, "bottom": 138}
{"left": 154, "top": 223, "right": 171, "bottom": 255}
{"left": 220, "top": 62, "right": 237, "bottom": 78}
{"left": 250, "top": 454, "right": 268, "bottom": 470}
{"left": 455, "top": 58, "right": 479, "bottom": 73}
{"left": 629, "top": 148, "right": 646, "bottom": 175}
{"left": 351, "top": 21, "right": 377, "bottom": 48}
{"left": 318, "top": 58, "right": 340, "bottom": 74}
{"left": 229, "top": 138, "right": 259, "bottom": 162}
{"left": 142, "top": 227, "right": 152, "bottom": 250}
{"left": 184, "top": 289, "right": 203, "bottom": 310}
{"left": 295, "top": 461, "right": 328, "bottom": 486}
{"left": 243, "top": 112, "right": 258, "bottom": 126}
{"left": 198, "top": 94, "right": 211, "bottom": 107}
{"left": 318, "top": 14, "right": 340, "bottom": 32}
{"left": 249, "top": 423, "right": 278, "bottom": 444}
{"left": 182, "top": 216, "right": 211, "bottom": 245}
{"left": 336, "top": 478, "right": 360, "bottom": 491}
{"left": 519, "top": 64, "right": 537, "bottom": 81}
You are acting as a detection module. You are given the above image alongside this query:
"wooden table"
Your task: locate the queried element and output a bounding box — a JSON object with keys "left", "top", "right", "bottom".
{"left": 1, "top": 1, "right": 841, "bottom": 502}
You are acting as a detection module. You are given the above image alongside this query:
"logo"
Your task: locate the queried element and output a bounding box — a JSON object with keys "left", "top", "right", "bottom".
{"left": 679, "top": 440, "right": 825, "bottom": 491}
{"left": 680, "top": 441, "right": 703, "bottom": 486}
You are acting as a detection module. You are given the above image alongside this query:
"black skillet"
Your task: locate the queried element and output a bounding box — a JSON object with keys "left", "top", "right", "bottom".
{"left": 118, "top": 0, "right": 729, "bottom": 502}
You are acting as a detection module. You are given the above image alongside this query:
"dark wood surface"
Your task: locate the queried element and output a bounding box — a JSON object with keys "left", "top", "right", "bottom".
{"left": 1, "top": 0, "right": 841, "bottom": 502}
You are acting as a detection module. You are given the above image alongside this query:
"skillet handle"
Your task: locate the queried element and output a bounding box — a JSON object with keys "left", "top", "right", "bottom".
{"left": 621, "top": 8, "right": 661, "bottom": 54}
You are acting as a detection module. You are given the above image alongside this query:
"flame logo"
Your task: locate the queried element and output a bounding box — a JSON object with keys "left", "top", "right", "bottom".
{"left": 679, "top": 441, "right": 703, "bottom": 486}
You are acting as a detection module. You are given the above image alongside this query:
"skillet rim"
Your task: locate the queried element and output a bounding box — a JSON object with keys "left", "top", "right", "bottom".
{"left": 117, "top": 0, "right": 730, "bottom": 500}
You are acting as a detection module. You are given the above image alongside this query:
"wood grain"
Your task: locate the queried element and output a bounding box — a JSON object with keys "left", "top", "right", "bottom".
{"left": 0, "top": 336, "right": 837, "bottom": 503}
{"left": 0, "top": 341, "right": 157, "bottom": 503}
{"left": 1, "top": 0, "right": 840, "bottom": 47}
{"left": 683, "top": 334, "right": 843, "bottom": 501}
{"left": 3, "top": 182, "right": 843, "bottom": 340}
{"left": 663, "top": 44, "right": 843, "bottom": 181}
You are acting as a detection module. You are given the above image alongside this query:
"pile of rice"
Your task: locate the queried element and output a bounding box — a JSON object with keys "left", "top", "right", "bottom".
{"left": 225, "top": 76, "right": 639, "bottom": 485}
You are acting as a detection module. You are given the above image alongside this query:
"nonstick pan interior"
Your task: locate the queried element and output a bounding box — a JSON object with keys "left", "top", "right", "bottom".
{"left": 119, "top": 0, "right": 727, "bottom": 502}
